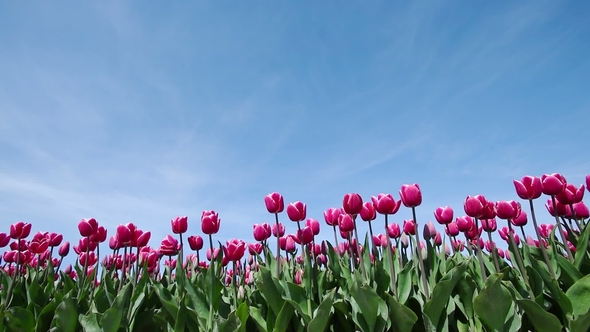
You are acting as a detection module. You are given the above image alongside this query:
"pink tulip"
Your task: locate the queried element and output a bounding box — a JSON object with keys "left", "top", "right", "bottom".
{"left": 545, "top": 199, "right": 568, "bottom": 217}
{"left": 360, "top": 202, "right": 376, "bottom": 221}
{"left": 403, "top": 219, "right": 416, "bottom": 235}
{"left": 586, "top": 175, "right": 590, "bottom": 193}
{"left": 306, "top": 218, "right": 320, "bottom": 236}
{"left": 287, "top": 201, "right": 307, "bottom": 222}
{"left": 109, "top": 236, "right": 121, "bottom": 250}
{"left": 248, "top": 242, "right": 263, "bottom": 255}
{"left": 58, "top": 242, "right": 70, "bottom": 257}
{"left": 387, "top": 223, "right": 401, "bottom": 239}
{"left": 0, "top": 233, "right": 9, "bottom": 248}
{"left": 343, "top": 193, "right": 363, "bottom": 215}
{"left": 573, "top": 202, "right": 590, "bottom": 219}
{"left": 90, "top": 226, "right": 107, "bottom": 243}
{"left": 481, "top": 218, "right": 497, "bottom": 232}
{"left": 297, "top": 226, "right": 314, "bottom": 245}
{"left": 116, "top": 224, "right": 133, "bottom": 244}
{"left": 513, "top": 176, "right": 543, "bottom": 200}
{"left": 452, "top": 239, "right": 464, "bottom": 252}
{"left": 29, "top": 238, "right": 48, "bottom": 255}
{"left": 279, "top": 235, "right": 296, "bottom": 253}
{"left": 206, "top": 248, "right": 221, "bottom": 261}
{"left": 324, "top": 208, "right": 342, "bottom": 226}
{"left": 135, "top": 231, "right": 151, "bottom": 248}
{"left": 160, "top": 235, "right": 180, "bottom": 256}
{"left": 371, "top": 194, "right": 401, "bottom": 215}
{"left": 434, "top": 232, "right": 442, "bottom": 246}
{"left": 495, "top": 200, "right": 520, "bottom": 220}
{"left": 480, "top": 201, "right": 496, "bottom": 220}
{"left": 265, "top": 192, "right": 285, "bottom": 214}
{"left": 499, "top": 226, "right": 520, "bottom": 245}
{"left": 445, "top": 222, "right": 460, "bottom": 237}
{"left": 10, "top": 221, "right": 32, "bottom": 239}
{"left": 47, "top": 233, "right": 63, "bottom": 247}
{"left": 511, "top": 209, "right": 528, "bottom": 227}
{"left": 465, "top": 226, "right": 480, "bottom": 241}
{"left": 253, "top": 223, "right": 271, "bottom": 242}
{"left": 541, "top": 173, "right": 567, "bottom": 196}
{"left": 201, "top": 210, "right": 220, "bottom": 235}
{"left": 538, "top": 224, "right": 554, "bottom": 238}
{"left": 188, "top": 235, "right": 204, "bottom": 251}
{"left": 338, "top": 214, "right": 354, "bottom": 232}
{"left": 400, "top": 184, "right": 422, "bottom": 208}
{"left": 464, "top": 195, "right": 486, "bottom": 218}
{"left": 223, "top": 239, "right": 246, "bottom": 262}
{"left": 456, "top": 216, "right": 474, "bottom": 232}
{"left": 77, "top": 218, "right": 97, "bottom": 238}
{"left": 557, "top": 183, "right": 585, "bottom": 205}
{"left": 423, "top": 221, "right": 436, "bottom": 240}
{"left": 171, "top": 216, "right": 188, "bottom": 234}
{"left": 434, "top": 206, "right": 454, "bottom": 225}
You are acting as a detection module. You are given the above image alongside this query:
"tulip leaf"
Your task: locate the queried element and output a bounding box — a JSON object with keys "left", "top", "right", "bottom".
{"left": 256, "top": 266, "right": 285, "bottom": 317}
{"left": 274, "top": 301, "right": 295, "bottom": 332}
{"left": 308, "top": 288, "right": 336, "bottom": 332}
{"left": 174, "top": 296, "right": 187, "bottom": 332}
{"left": 384, "top": 293, "right": 418, "bottom": 332}
{"left": 235, "top": 302, "right": 249, "bottom": 332}
{"left": 100, "top": 282, "right": 132, "bottom": 332}
{"left": 517, "top": 299, "right": 562, "bottom": 332}
{"left": 528, "top": 249, "right": 573, "bottom": 316}
{"left": 281, "top": 280, "right": 315, "bottom": 323}
{"left": 5, "top": 307, "right": 35, "bottom": 332}
{"left": 184, "top": 274, "right": 210, "bottom": 321}
{"left": 424, "top": 260, "right": 468, "bottom": 327}
{"left": 350, "top": 282, "right": 388, "bottom": 332}
{"left": 473, "top": 273, "right": 512, "bottom": 332}
{"left": 78, "top": 313, "right": 101, "bottom": 332}
{"left": 569, "top": 309, "right": 590, "bottom": 332}
{"left": 557, "top": 254, "right": 582, "bottom": 287}
{"left": 575, "top": 223, "right": 590, "bottom": 269}
{"left": 397, "top": 259, "right": 414, "bottom": 304}
{"left": 248, "top": 306, "right": 268, "bottom": 332}
{"left": 566, "top": 274, "right": 590, "bottom": 317}
{"left": 51, "top": 290, "right": 77, "bottom": 332}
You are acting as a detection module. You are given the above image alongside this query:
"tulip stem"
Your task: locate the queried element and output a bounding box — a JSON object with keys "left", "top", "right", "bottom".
{"left": 527, "top": 199, "right": 556, "bottom": 278}
{"left": 551, "top": 196, "right": 574, "bottom": 262}
{"left": 207, "top": 234, "right": 215, "bottom": 331}
{"left": 296, "top": 221, "right": 306, "bottom": 267}
{"left": 473, "top": 218, "right": 488, "bottom": 282}
{"left": 332, "top": 225, "right": 339, "bottom": 247}
{"left": 507, "top": 221, "right": 535, "bottom": 299}
{"left": 412, "top": 207, "right": 430, "bottom": 300}
{"left": 352, "top": 215, "right": 368, "bottom": 280}
{"left": 384, "top": 214, "right": 398, "bottom": 300}
{"left": 274, "top": 213, "right": 281, "bottom": 279}
{"left": 486, "top": 231, "right": 500, "bottom": 272}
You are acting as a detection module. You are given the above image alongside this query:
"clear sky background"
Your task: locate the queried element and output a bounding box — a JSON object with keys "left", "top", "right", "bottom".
{"left": 1, "top": 2, "right": 589, "bottom": 253}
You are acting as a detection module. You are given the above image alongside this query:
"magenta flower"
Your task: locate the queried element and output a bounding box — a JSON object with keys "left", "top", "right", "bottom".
{"left": 573, "top": 202, "right": 590, "bottom": 219}
{"left": 323, "top": 208, "right": 342, "bottom": 226}
{"left": 495, "top": 200, "right": 521, "bottom": 220}
{"left": 387, "top": 223, "right": 401, "bottom": 239}
{"left": 545, "top": 199, "right": 568, "bottom": 217}
{"left": 586, "top": 175, "right": 590, "bottom": 192}
{"left": 77, "top": 218, "right": 97, "bottom": 238}
{"left": 445, "top": 222, "right": 460, "bottom": 237}
{"left": 481, "top": 218, "right": 497, "bottom": 232}
{"left": 265, "top": 192, "right": 285, "bottom": 214}
{"left": 188, "top": 235, "right": 204, "bottom": 251}
{"left": 513, "top": 176, "right": 543, "bottom": 200}
{"left": 223, "top": 239, "right": 246, "bottom": 262}
{"left": 400, "top": 184, "right": 422, "bottom": 208}
{"left": 306, "top": 218, "right": 320, "bottom": 236}
{"left": 0, "top": 233, "right": 9, "bottom": 248}
{"left": 343, "top": 193, "right": 363, "bottom": 215}
{"left": 403, "top": 219, "right": 416, "bottom": 235}
{"left": 360, "top": 201, "right": 376, "bottom": 221}
{"left": 423, "top": 221, "right": 436, "bottom": 240}
{"left": 248, "top": 242, "right": 263, "bottom": 255}
{"left": 297, "top": 226, "right": 314, "bottom": 245}
{"left": 434, "top": 206, "right": 454, "bottom": 225}
{"left": 287, "top": 201, "right": 307, "bottom": 222}
{"left": 160, "top": 235, "right": 180, "bottom": 256}
{"left": 541, "top": 173, "right": 567, "bottom": 196}
{"left": 464, "top": 195, "right": 486, "bottom": 218}
{"left": 511, "top": 209, "right": 528, "bottom": 227}
{"left": 272, "top": 222, "right": 285, "bottom": 237}
{"left": 371, "top": 194, "right": 401, "bottom": 215}
{"left": 171, "top": 216, "right": 188, "bottom": 234}
{"left": 456, "top": 216, "right": 474, "bottom": 232}
{"left": 556, "top": 183, "right": 585, "bottom": 205}
{"left": 58, "top": 241, "right": 70, "bottom": 257}
{"left": 201, "top": 210, "right": 220, "bottom": 235}
{"left": 116, "top": 224, "right": 133, "bottom": 245}
{"left": 338, "top": 214, "right": 354, "bottom": 232}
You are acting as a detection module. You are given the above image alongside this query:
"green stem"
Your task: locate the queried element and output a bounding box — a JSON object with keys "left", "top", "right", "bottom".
{"left": 507, "top": 220, "right": 535, "bottom": 299}
{"left": 274, "top": 213, "right": 281, "bottom": 279}
{"left": 384, "top": 214, "right": 398, "bottom": 300}
{"left": 207, "top": 234, "right": 215, "bottom": 331}
{"left": 487, "top": 231, "right": 500, "bottom": 272}
{"left": 551, "top": 195, "right": 574, "bottom": 262}
{"left": 528, "top": 199, "right": 556, "bottom": 278}
{"left": 352, "top": 215, "right": 368, "bottom": 280}
{"left": 412, "top": 207, "right": 430, "bottom": 300}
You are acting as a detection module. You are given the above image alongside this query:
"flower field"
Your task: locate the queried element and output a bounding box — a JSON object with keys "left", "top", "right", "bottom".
{"left": 1, "top": 173, "right": 590, "bottom": 331}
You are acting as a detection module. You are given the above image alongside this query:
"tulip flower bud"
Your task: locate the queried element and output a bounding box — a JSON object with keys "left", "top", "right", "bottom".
{"left": 287, "top": 201, "right": 307, "bottom": 222}
{"left": 338, "top": 214, "right": 354, "bottom": 233}
{"left": 201, "top": 210, "right": 220, "bottom": 235}
{"left": 511, "top": 209, "right": 528, "bottom": 227}
{"left": 171, "top": 216, "right": 188, "bottom": 234}
{"left": 323, "top": 208, "right": 342, "bottom": 226}
{"left": 586, "top": 175, "right": 590, "bottom": 193}
{"left": 481, "top": 218, "right": 497, "bottom": 232}
{"left": 306, "top": 218, "right": 320, "bottom": 236}
{"left": 434, "top": 206, "right": 454, "bottom": 225}
{"left": 445, "top": 222, "right": 460, "bottom": 237}
{"left": 10, "top": 221, "right": 32, "bottom": 239}
{"left": 464, "top": 195, "right": 486, "bottom": 218}
{"left": 541, "top": 173, "right": 567, "bottom": 196}
{"left": 423, "top": 221, "right": 436, "bottom": 240}
{"left": 573, "top": 202, "right": 590, "bottom": 219}
{"left": 387, "top": 223, "right": 401, "bottom": 239}
{"left": 371, "top": 194, "right": 401, "bottom": 215}
{"left": 360, "top": 202, "right": 376, "bottom": 221}
{"left": 343, "top": 193, "right": 363, "bottom": 215}
{"left": 116, "top": 224, "right": 133, "bottom": 244}
{"left": 513, "top": 176, "right": 543, "bottom": 200}
{"left": 400, "top": 184, "right": 422, "bottom": 208}
{"left": 456, "top": 216, "right": 474, "bottom": 233}
{"left": 77, "top": 218, "right": 97, "bottom": 238}
{"left": 188, "top": 235, "right": 204, "bottom": 251}
{"left": 272, "top": 223, "right": 285, "bottom": 237}
{"left": 403, "top": 219, "right": 416, "bottom": 235}
{"left": 400, "top": 234, "right": 409, "bottom": 248}
{"left": 264, "top": 192, "right": 285, "bottom": 214}
{"left": 0, "top": 233, "right": 10, "bottom": 248}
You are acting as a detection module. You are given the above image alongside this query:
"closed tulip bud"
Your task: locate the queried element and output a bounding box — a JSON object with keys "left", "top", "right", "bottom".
{"left": 305, "top": 218, "right": 320, "bottom": 236}
{"left": 201, "top": 210, "right": 220, "bottom": 235}
{"left": 223, "top": 239, "right": 246, "bottom": 262}
{"left": 465, "top": 226, "right": 479, "bottom": 241}
{"left": 90, "top": 226, "right": 107, "bottom": 243}
{"left": 400, "top": 233, "right": 409, "bottom": 248}
{"left": 272, "top": 222, "right": 285, "bottom": 237}
{"left": 188, "top": 235, "right": 204, "bottom": 251}
{"left": 360, "top": 202, "right": 376, "bottom": 221}
{"left": 135, "top": 231, "right": 151, "bottom": 247}
{"left": 387, "top": 223, "right": 401, "bottom": 239}
{"left": 511, "top": 209, "right": 528, "bottom": 227}
{"left": 434, "top": 206, "right": 454, "bottom": 225}
{"left": 297, "top": 226, "right": 314, "bottom": 245}
{"left": 265, "top": 192, "right": 285, "bottom": 214}
{"left": 452, "top": 239, "right": 464, "bottom": 252}
{"left": 253, "top": 224, "right": 270, "bottom": 242}
{"left": 339, "top": 229, "right": 350, "bottom": 239}
{"left": 206, "top": 248, "right": 220, "bottom": 261}
{"left": 109, "top": 236, "right": 121, "bottom": 250}
{"left": 0, "top": 233, "right": 10, "bottom": 248}
{"left": 372, "top": 235, "right": 382, "bottom": 247}
{"left": 443, "top": 221, "right": 459, "bottom": 237}
{"left": 10, "top": 221, "right": 32, "bottom": 239}
{"left": 456, "top": 216, "right": 474, "bottom": 233}
{"left": 541, "top": 173, "right": 567, "bottom": 196}
{"left": 403, "top": 219, "right": 416, "bottom": 235}
{"left": 423, "top": 221, "right": 436, "bottom": 240}
{"left": 171, "top": 216, "right": 188, "bottom": 234}
{"left": 287, "top": 201, "right": 307, "bottom": 222}
{"left": 77, "top": 218, "right": 97, "bottom": 238}
{"left": 280, "top": 235, "right": 296, "bottom": 253}
{"left": 338, "top": 214, "right": 355, "bottom": 233}
{"left": 573, "top": 202, "right": 590, "bottom": 219}
{"left": 497, "top": 248, "right": 505, "bottom": 259}
{"left": 371, "top": 194, "right": 401, "bottom": 215}
{"left": 557, "top": 183, "right": 585, "bottom": 205}
{"left": 480, "top": 201, "right": 496, "bottom": 220}
{"left": 513, "top": 176, "right": 543, "bottom": 200}
{"left": 400, "top": 184, "right": 422, "bottom": 208}
{"left": 538, "top": 224, "right": 554, "bottom": 238}
{"left": 495, "top": 200, "right": 520, "bottom": 220}
{"left": 464, "top": 195, "right": 486, "bottom": 218}
{"left": 481, "top": 218, "right": 497, "bottom": 232}
{"left": 323, "top": 208, "right": 342, "bottom": 226}
{"left": 343, "top": 193, "right": 363, "bottom": 215}
{"left": 545, "top": 199, "right": 568, "bottom": 217}
{"left": 47, "top": 233, "right": 63, "bottom": 247}
{"left": 58, "top": 242, "right": 70, "bottom": 257}
{"left": 434, "top": 231, "right": 442, "bottom": 246}
{"left": 116, "top": 224, "right": 133, "bottom": 244}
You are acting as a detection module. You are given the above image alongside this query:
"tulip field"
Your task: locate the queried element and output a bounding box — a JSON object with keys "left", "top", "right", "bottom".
{"left": 2, "top": 174, "right": 590, "bottom": 332}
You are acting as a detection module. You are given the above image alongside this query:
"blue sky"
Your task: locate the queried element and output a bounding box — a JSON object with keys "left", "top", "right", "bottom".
{"left": 1, "top": 1, "right": 589, "bottom": 254}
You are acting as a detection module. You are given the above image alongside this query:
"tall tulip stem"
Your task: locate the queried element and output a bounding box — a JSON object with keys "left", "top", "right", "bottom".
{"left": 473, "top": 218, "right": 488, "bottom": 282}
{"left": 551, "top": 196, "right": 574, "bottom": 262}
{"left": 384, "top": 214, "right": 398, "bottom": 300}
{"left": 274, "top": 213, "right": 281, "bottom": 278}
{"left": 528, "top": 199, "right": 556, "bottom": 278}
{"left": 412, "top": 207, "right": 430, "bottom": 300}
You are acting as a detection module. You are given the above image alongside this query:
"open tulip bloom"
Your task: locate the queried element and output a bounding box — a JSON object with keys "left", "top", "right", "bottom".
{"left": 1, "top": 174, "right": 590, "bottom": 331}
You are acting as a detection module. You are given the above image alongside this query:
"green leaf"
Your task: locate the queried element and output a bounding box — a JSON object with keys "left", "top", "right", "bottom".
{"left": 248, "top": 306, "right": 268, "bottom": 332}
{"left": 256, "top": 266, "right": 285, "bottom": 317}
{"left": 52, "top": 290, "right": 78, "bottom": 332}
{"left": 350, "top": 282, "right": 387, "bottom": 332}
{"left": 5, "top": 307, "right": 35, "bottom": 332}
{"left": 456, "top": 274, "right": 476, "bottom": 321}
{"left": 274, "top": 301, "right": 295, "bottom": 332}
{"left": 384, "top": 293, "right": 418, "bottom": 332}
{"left": 308, "top": 288, "right": 336, "bottom": 332}
{"left": 235, "top": 302, "right": 249, "bottom": 332}
{"left": 153, "top": 283, "right": 179, "bottom": 319}
{"left": 397, "top": 260, "right": 414, "bottom": 304}
{"left": 566, "top": 274, "right": 590, "bottom": 317}
{"left": 424, "top": 260, "right": 468, "bottom": 327}
{"left": 557, "top": 255, "right": 582, "bottom": 287}
{"left": 569, "top": 309, "right": 590, "bottom": 332}
{"left": 473, "top": 273, "right": 512, "bottom": 332}
{"left": 214, "top": 308, "right": 242, "bottom": 332}
{"left": 100, "top": 282, "right": 132, "bottom": 332}
{"left": 575, "top": 223, "right": 590, "bottom": 269}
{"left": 78, "top": 313, "right": 101, "bottom": 332}
{"left": 517, "top": 299, "right": 562, "bottom": 332}
{"left": 174, "top": 296, "right": 187, "bottom": 332}
{"left": 281, "top": 280, "right": 315, "bottom": 323}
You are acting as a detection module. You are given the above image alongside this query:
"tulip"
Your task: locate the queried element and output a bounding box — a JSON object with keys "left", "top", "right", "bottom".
{"left": 387, "top": 223, "right": 401, "bottom": 239}
{"left": 538, "top": 224, "right": 554, "bottom": 238}
{"left": 287, "top": 202, "right": 307, "bottom": 222}
{"left": 171, "top": 216, "right": 188, "bottom": 234}
{"left": 272, "top": 223, "right": 285, "bottom": 237}
{"left": 116, "top": 224, "right": 133, "bottom": 245}
{"left": 423, "top": 221, "right": 436, "bottom": 240}
{"left": 279, "top": 235, "right": 296, "bottom": 253}
{"left": 223, "top": 239, "right": 246, "bottom": 262}
{"left": 58, "top": 242, "right": 70, "bottom": 257}
{"left": 456, "top": 216, "right": 474, "bottom": 233}
{"left": 206, "top": 248, "right": 221, "bottom": 261}
{"left": 545, "top": 199, "right": 568, "bottom": 217}
{"left": 201, "top": 210, "right": 220, "bottom": 235}
{"left": 297, "top": 226, "right": 314, "bottom": 245}
{"left": 445, "top": 222, "right": 460, "bottom": 237}
{"left": 464, "top": 195, "right": 486, "bottom": 218}
{"left": 586, "top": 175, "right": 590, "bottom": 192}
{"left": 360, "top": 202, "right": 376, "bottom": 221}
{"left": 306, "top": 218, "right": 320, "bottom": 236}
{"left": 480, "top": 201, "right": 496, "bottom": 220}
{"left": 135, "top": 231, "right": 151, "bottom": 248}
{"left": 29, "top": 238, "right": 49, "bottom": 255}
{"left": 433, "top": 232, "right": 442, "bottom": 246}
{"left": 556, "top": 183, "right": 585, "bottom": 205}
{"left": 264, "top": 192, "right": 285, "bottom": 214}
{"left": 541, "top": 173, "right": 567, "bottom": 196}
{"left": 159, "top": 235, "right": 180, "bottom": 256}
{"left": 573, "top": 202, "right": 590, "bottom": 219}
{"left": 513, "top": 176, "right": 543, "bottom": 200}
{"left": 481, "top": 219, "right": 497, "bottom": 232}
{"left": 371, "top": 194, "right": 401, "bottom": 215}
{"left": 343, "top": 193, "right": 363, "bottom": 215}
{"left": 496, "top": 201, "right": 520, "bottom": 220}
{"left": 253, "top": 224, "right": 271, "bottom": 242}
{"left": 338, "top": 214, "right": 354, "bottom": 232}
{"left": 10, "top": 222, "right": 32, "bottom": 239}
{"left": 188, "top": 235, "right": 204, "bottom": 251}
{"left": 403, "top": 219, "right": 416, "bottom": 235}
{"left": 323, "top": 208, "right": 342, "bottom": 226}
{"left": 400, "top": 184, "right": 422, "bottom": 207}
{"left": 109, "top": 236, "right": 121, "bottom": 250}
{"left": 90, "top": 226, "right": 107, "bottom": 243}
{"left": 0, "top": 233, "right": 10, "bottom": 247}
{"left": 47, "top": 233, "right": 63, "bottom": 247}
{"left": 77, "top": 218, "right": 97, "bottom": 238}
{"left": 511, "top": 209, "right": 528, "bottom": 227}
{"left": 248, "top": 242, "right": 263, "bottom": 255}
{"left": 434, "top": 206, "right": 454, "bottom": 225}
